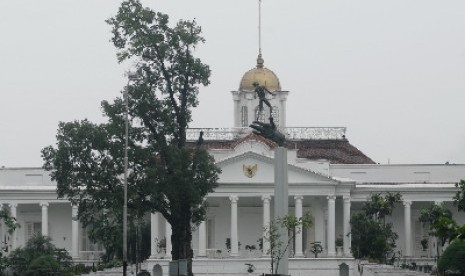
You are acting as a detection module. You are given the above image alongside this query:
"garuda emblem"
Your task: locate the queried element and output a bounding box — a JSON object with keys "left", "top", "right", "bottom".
{"left": 243, "top": 164, "right": 257, "bottom": 178}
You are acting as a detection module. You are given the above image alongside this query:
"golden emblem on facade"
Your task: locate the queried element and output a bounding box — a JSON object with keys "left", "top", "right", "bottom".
{"left": 243, "top": 164, "right": 258, "bottom": 178}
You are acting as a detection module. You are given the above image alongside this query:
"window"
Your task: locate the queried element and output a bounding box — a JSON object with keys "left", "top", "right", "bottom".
{"left": 25, "top": 222, "right": 41, "bottom": 241}
{"left": 241, "top": 106, "right": 248, "bottom": 127}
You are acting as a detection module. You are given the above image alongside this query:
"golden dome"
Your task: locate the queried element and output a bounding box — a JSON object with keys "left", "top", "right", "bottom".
{"left": 239, "top": 54, "right": 281, "bottom": 92}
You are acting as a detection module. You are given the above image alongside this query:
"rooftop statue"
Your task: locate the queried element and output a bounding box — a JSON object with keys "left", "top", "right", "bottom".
{"left": 250, "top": 116, "right": 285, "bottom": 147}
{"left": 253, "top": 82, "right": 274, "bottom": 121}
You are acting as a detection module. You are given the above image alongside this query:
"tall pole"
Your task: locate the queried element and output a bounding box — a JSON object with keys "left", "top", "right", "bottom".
{"left": 123, "top": 82, "right": 129, "bottom": 276}
{"left": 274, "top": 146, "right": 288, "bottom": 275}
{"left": 258, "top": 0, "right": 262, "bottom": 55}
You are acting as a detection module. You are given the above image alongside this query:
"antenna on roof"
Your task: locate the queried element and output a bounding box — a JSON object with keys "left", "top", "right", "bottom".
{"left": 258, "top": 0, "right": 262, "bottom": 56}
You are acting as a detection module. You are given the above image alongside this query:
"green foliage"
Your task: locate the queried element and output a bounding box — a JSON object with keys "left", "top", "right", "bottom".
{"left": 0, "top": 209, "right": 19, "bottom": 274}
{"left": 433, "top": 217, "right": 459, "bottom": 246}
{"left": 363, "top": 192, "right": 402, "bottom": 223}
{"left": 64, "top": 263, "right": 94, "bottom": 275}
{"left": 257, "top": 238, "right": 263, "bottom": 250}
{"left": 350, "top": 213, "right": 398, "bottom": 262}
{"left": 27, "top": 255, "right": 60, "bottom": 275}
{"left": 419, "top": 203, "right": 453, "bottom": 227}
{"left": 92, "top": 219, "right": 151, "bottom": 264}
{"left": 350, "top": 193, "right": 402, "bottom": 262}
{"left": 8, "top": 234, "right": 71, "bottom": 275}
{"left": 438, "top": 240, "right": 465, "bottom": 275}
{"left": 419, "top": 203, "right": 455, "bottom": 246}
{"left": 310, "top": 242, "right": 323, "bottom": 258}
{"left": 265, "top": 212, "right": 312, "bottom": 274}
{"left": 225, "top": 238, "right": 240, "bottom": 251}
{"left": 42, "top": 1, "right": 219, "bottom": 273}
{"left": 0, "top": 208, "right": 19, "bottom": 234}
{"left": 453, "top": 180, "right": 465, "bottom": 212}
{"left": 420, "top": 238, "right": 428, "bottom": 250}
{"left": 452, "top": 179, "right": 465, "bottom": 241}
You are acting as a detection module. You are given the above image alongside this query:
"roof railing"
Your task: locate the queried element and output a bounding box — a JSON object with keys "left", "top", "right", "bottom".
{"left": 186, "top": 127, "right": 346, "bottom": 141}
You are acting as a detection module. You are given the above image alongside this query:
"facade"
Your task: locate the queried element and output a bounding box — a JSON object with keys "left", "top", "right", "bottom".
{"left": 1, "top": 55, "right": 465, "bottom": 276}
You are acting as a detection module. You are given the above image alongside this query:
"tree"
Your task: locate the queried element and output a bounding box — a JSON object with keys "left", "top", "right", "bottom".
{"left": 452, "top": 180, "right": 465, "bottom": 242}
{"left": 42, "top": 1, "right": 220, "bottom": 275}
{"left": 363, "top": 192, "right": 402, "bottom": 225}
{"left": 437, "top": 240, "right": 465, "bottom": 275}
{"left": 27, "top": 255, "right": 60, "bottom": 275}
{"left": 453, "top": 180, "right": 465, "bottom": 212}
{"left": 0, "top": 208, "right": 19, "bottom": 235}
{"left": 350, "top": 213, "right": 398, "bottom": 262}
{"left": 0, "top": 208, "right": 19, "bottom": 274}
{"left": 350, "top": 193, "right": 402, "bottom": 262}
{"left": 419, "top": 203, "right": 455, "bottom": 258}
{"left": 8, "top": 234, "right": 71, "bottom": 275}
{"left": 265, "top": 213, "right": 312, "bottom": 275}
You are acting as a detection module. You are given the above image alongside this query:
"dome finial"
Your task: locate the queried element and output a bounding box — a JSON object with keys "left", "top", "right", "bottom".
{"left": 257, "top": 0, "right": 264, "bottom": 69}
{"left": 256, "top": 53, "right": 264, "bottom": 68}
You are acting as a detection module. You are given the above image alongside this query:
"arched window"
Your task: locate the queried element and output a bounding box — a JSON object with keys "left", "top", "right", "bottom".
{"left": 241, "top": 106, "right": 248, "bottom": 127}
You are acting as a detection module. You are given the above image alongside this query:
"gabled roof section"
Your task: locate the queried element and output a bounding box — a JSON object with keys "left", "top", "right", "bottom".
{"left": 186, "top": 134, "right": 375, "bottom": 164}
{"left": 216, "top": 150, "right": 341, "bottom": 184}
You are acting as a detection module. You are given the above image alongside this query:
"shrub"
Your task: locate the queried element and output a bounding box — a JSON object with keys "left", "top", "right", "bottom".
{"left": 8, "top": 234, "right": 72, "bottom": 274}
{"left": 438, "top": 240, "right": 465, "bottom": 275}
{"left": 27, "top": 255, "right": 59, "bottom": 275}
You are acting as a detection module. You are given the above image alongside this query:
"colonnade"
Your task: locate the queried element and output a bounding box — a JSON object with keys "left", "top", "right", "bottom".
{"left": 0, "top": 198, "right": 439, "bottom": 260}
{"left": 0, "top": 202, "right": 80, "bottom": 259}
{"left": 149, "top": 195, "right": 353, "bottom": 258}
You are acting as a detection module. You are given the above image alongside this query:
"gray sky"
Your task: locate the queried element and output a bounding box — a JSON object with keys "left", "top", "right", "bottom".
{"left": 1, "top": 0, "right": 464, "bottom": 167}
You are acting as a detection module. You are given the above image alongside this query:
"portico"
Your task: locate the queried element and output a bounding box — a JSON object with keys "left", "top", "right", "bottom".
{"left": 147, "top": 194, "right": 353, "bottom": 259}
{"left": 0, "top": 199, "right": 102, "bottom": 262}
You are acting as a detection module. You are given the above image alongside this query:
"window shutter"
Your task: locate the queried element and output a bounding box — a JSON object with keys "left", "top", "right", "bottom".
{"left": 26, "top": 222, "right": 34, "bottom": 241}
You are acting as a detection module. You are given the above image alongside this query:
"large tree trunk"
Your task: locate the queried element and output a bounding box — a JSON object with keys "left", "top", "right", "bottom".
{"left": 171, "top": 213, "right": 194, "bottom": 276}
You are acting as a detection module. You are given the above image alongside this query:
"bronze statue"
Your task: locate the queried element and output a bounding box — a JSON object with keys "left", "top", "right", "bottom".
{"left": 253, "top": 82, "right": 274, "bottom": 121}
{"left": 249, "top": 116, "right": 285, "bottom": 146}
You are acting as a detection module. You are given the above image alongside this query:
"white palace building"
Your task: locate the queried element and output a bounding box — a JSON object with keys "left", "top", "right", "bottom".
{"left": 1, "top": 55, "right": 465, "bottom": 276}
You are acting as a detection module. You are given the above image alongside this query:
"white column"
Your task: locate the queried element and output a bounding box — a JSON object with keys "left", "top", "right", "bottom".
{"left": 232, "top": 93, "right": 241, "bottom": 127}
{"left": 150, "top": 212, "right": 160, "bottom": 258}
{"left": 343, "top": 196, "right": 351, "bottom": 256}
{"left": 165, "top": 220, "right": 172, "bottom": 258}
{"left": 9, "top": 203, "right": 17, "bottom": 250}
{"left": 279, "top": 94, "right": 288, "bottom": 128}
{"left": 40, "top": 202, "right": 49, "bottom": 236}
{"left": 327, "top": 195, "right": 336, "bottom": 257}
{"left": 229, "top": 195, "right": 239, "bottom": 257}
{"left": 403, "top": 200, "right": 412, "bottom": 256}
{"left": 262, "top": 195, "right": 271, "bottom": 256}
{"left": 198, "top": 220, "right": 207, "bottom": 257}
{"left": 71, "top": 204, "right": 79, "bottom": 259}
{"left": 294, "top": 195, "right": 304, "bottom": 257}
{"left": 246, "top": 93, "right": 255, "bottom": 124}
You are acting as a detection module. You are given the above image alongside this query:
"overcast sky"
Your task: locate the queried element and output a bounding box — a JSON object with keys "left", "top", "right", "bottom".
{"left": 1, "top": 0, "right": 464, "bottom": 167}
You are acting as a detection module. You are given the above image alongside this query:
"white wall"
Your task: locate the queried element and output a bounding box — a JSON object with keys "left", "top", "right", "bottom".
{"left": 331, "top": 164, "right": 465, "bottom": 183}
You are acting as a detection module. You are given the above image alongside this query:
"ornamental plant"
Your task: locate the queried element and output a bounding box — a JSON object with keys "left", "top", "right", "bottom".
{"left": 264, "top": 212, "right": 312, "bottom": 275}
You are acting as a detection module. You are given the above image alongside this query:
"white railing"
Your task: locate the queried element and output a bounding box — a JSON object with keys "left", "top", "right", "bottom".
{"left": 186, "top": 127, "right": 346, "bottom": 141}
